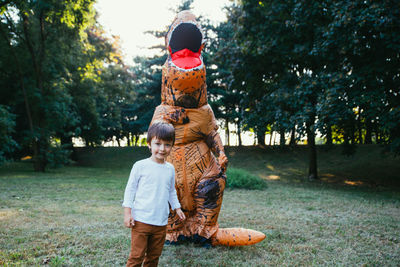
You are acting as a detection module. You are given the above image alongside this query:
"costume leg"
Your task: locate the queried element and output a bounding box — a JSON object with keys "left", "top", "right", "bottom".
{"left": 192, "top": 155, "right": 226, "bottom": 240}
{"left": 167, "top": 144, "right": 226, "bottom": 242}
{"left": 127, "top": 221, "right": 148, "bottom": 267}
{"left": 166, "top": 209, "right": 184, "bottom": 241}
{"left": 143, "top": 225, "right": 167, "bottom": 267}
{"left": 166, "top": 144, "right": 197, "bottom": 242}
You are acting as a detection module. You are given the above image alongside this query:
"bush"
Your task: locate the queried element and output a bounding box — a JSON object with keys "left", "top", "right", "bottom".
{"left": 226, "top": 168, "right": 267, "bottom": 190}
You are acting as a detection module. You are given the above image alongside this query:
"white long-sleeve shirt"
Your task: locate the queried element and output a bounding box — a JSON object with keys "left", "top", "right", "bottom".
{"left": 122, "top": 158, "right": 181, "bottom": 226}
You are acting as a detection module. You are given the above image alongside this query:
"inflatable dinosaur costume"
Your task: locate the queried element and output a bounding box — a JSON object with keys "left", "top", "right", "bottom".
{"left": 150, "top": 10, "right": 265, "bottom": 247}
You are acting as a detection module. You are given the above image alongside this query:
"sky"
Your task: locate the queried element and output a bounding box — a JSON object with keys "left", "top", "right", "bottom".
{"left": 95, "top": 0, "right": 231, "bottom": 64}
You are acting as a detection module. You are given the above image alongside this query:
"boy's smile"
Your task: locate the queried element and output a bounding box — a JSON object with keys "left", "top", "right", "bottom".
{"left": 148, "top": 137, "right": 173, "bottom": 164}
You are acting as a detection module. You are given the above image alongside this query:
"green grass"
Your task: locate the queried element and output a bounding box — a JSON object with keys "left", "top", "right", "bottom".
{"left": 0, "top": 145, "right": 399, "bottom": 266}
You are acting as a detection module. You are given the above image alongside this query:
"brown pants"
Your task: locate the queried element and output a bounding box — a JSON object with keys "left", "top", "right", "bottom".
{"left": 127, "top": 221, "right": 167, "bottom": 267}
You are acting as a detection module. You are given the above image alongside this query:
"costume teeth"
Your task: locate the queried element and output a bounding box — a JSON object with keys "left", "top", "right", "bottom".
{"left": 168, "top": 56, "right": 204, "bottom": 72}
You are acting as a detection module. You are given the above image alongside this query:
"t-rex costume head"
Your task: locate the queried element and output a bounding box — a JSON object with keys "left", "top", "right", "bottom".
{"left": 161, "top": 10, "right": 207, "bottom": 109}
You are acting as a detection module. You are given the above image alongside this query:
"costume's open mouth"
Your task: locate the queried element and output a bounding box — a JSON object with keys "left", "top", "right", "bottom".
{"left": 169, "top": 22, "right": 203, "bottom": 70}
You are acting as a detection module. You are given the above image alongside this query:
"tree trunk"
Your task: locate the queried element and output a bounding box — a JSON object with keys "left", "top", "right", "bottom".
{"left": 257, "top": 128, "right": 265, "bottom": 146}
{"left": 306, "top": 118, "right": 318, "bottom": 180}
{"left": 365, "top": 120, "right": 372, "bottom": 144}
{"left": 289, "top": 127, "right": 296, "bottom": 146}
{"left": 269, "top": 132, "right": 273, "bottom": 146}
{"left": 22, "top": 10, "right": 48, "bottom": 172}
{"left": 237, "top": 121, "right": 242, "bottom": 147}
{"left": 127, "top": 134, "right": 131, "bottom": 147}
{"left": 326, "top": 124, "right": 332, "bottom": 145}
{"left": 33, "top": 138, "right": 46, "bottom": 172}
{"left": 357, "top": 115, "right": 363, "bottom": 144}
{"left": 117, "top": 138, "right": 121, "bottom": 147}
{"left": 279, "top": 128, "right": 285, "bottom": 146}
{"left": 135, "top": 135, "right": 140, "bottom": 146}
{"left": 225, "top": 119, "right": 230, "bottom": 146}
{"left": 326, "top": 124, "right": 333, "bottom": 146}
{"left": 0, "top": 21, "right": 40, "bottom": 169}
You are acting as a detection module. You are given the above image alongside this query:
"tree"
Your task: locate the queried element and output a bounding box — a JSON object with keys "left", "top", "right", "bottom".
{"left": 1, "top": 1, "right": 99, "bottom": 170}
{"left": 0, "top": 0, "right": 130, "bottom": 171}
{"left": 202, "top": 5, "right": 249, "bottom": 147}
{"left": 233, "top": 0, "right": 400, "bottom": 179}
{"left": 125, "top": 55, "right": 166, "bottom": 144}
{"left": 0, "top": 105, "right": 17, "bottom": 164}
{"left": 235, "top": 1, "right": 334, "bottom": 179}
{"left": 320, "top": 0, "right": 400, "bottom": 153}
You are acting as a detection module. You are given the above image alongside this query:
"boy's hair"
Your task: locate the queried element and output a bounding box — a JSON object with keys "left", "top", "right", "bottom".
{"left": 147, "top": 121, "right": 175, "bottom": 145}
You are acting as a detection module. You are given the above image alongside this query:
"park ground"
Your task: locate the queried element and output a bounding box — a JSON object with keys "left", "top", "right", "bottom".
{"left": 0, "top": 145, "right": 399, "bottom": 266}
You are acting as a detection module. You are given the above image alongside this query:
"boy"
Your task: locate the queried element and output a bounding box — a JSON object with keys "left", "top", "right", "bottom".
{"left": 123, "top": 122, "right": 185, "bottom": 267}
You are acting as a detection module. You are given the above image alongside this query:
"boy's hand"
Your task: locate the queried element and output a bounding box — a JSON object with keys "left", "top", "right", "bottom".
{"left": 124, "top": 207, "right": 135, "bottom": 228}
{"left": 176, "top": 208, "right": 186, "bottom": 221}
{"left": 124, "top": 215, "right": 134, "bottom": 228}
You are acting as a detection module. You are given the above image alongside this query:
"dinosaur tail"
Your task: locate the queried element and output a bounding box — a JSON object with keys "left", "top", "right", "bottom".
{"left": 211, "top": 228, "right": 266, "bottom": 246}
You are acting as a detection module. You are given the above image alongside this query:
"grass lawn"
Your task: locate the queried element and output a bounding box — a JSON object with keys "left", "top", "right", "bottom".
{"left": 0, "top": 145, "right": 399, "bottom": 266}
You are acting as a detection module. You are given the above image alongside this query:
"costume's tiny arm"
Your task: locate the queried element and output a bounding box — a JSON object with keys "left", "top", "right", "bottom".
{"left": 150, "top": 105, "right": 169, "bottom": 124}
{"left": 151, "top": 104, "right": 189, "bottom": 125}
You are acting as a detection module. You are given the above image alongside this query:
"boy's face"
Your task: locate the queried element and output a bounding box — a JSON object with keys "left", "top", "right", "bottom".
{"left": 148, "top": 137, "right": 173, "bottom": 164}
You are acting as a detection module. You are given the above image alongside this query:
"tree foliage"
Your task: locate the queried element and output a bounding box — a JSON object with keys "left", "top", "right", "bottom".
{"left": 1, "top": 0, "right": 399, "bottom": 177}
{"left": 0, "top": 105, "right": 17, "bottom": 163}
{"left": 0, "top": 0, "right": 134, "bottom": 170}
{"left": 230, "top": 0, "right": 400, "bottom": 178}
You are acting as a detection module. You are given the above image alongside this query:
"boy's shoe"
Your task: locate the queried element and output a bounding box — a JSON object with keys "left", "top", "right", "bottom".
{"left": 177, "top": 235, "right": 188, "bottom": 242}
{"left": 192, "top": 234, "right": 206, "bottom": 244}
{"left": 164, "top": 240, "right": 179, "bottom": 246}
{"left": 192, "top": 234, "right": 212, "bottom": 248}
{"left": 202, "top": 242, "right": 212, "bottom": 249}
{"left": 165, "top": 235, "right": 188, "bottom": 246}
